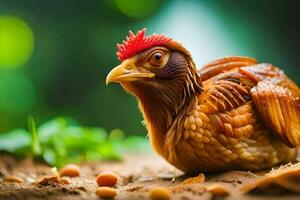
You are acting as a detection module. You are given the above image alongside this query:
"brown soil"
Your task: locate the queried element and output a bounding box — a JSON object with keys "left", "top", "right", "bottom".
{"left": 0, "top": 153, "right": 299, "bottom": 200}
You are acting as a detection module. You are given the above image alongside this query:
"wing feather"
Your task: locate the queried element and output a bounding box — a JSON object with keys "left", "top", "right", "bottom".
{"left": 199, "top": 57, "right": 300, "bottom": 145}
{"left": 250, "top": 77, "right": 300, "bottom": 147}
{"left": 199, "top": 56, "right": 257, "bottom": 81}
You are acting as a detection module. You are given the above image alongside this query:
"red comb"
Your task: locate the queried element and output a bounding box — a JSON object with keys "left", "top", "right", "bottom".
{"left": 116, "top": 28, "right": 172, "bottom": 61}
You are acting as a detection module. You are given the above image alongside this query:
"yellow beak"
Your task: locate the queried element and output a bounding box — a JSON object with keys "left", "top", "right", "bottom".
{"left": 106, "top": 57, "right": 154, "bottom": 85}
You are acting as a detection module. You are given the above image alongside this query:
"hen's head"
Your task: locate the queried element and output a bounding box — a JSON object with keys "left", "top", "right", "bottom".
{"left": 106, "top": 29, "right": 202, "bottom": 107}
{"left": 106, "top": 29, "right": 203, "bottom": 154}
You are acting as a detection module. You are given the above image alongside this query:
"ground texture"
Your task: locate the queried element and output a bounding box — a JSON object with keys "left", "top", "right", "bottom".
{"left": 0, "top": 153, "right": 299, "bottom": 200}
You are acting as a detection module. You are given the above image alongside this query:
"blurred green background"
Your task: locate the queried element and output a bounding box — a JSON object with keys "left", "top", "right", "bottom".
{"left": 0, "top": 0, "right": 299, "bottom": 135}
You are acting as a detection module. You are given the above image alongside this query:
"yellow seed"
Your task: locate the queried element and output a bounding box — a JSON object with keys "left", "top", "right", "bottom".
{"left": 96, "top": 187, "right": 117, "bottom": 198}
{"left": 149, "top": 187, "right": 171, "bottom": 200}
{"left": 96, "top": 171, "right": 118, "bottom": 187}
{"left": 59, "top": 164, "right": 80, "bottom": 177}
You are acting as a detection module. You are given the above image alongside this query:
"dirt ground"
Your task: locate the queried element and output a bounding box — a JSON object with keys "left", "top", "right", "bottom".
{"left": 0, "top": 152, "right": 299, "bottom": 200}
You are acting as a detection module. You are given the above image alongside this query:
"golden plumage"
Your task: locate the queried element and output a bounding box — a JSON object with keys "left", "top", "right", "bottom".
{"left": 163, "top": 57, "right": 299, "bottom": 173}
{"left": 106, "top": 30, "right": 300, "bottom": 173}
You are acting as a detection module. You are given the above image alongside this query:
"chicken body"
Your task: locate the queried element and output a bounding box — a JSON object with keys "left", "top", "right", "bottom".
{"left": 164, "top": 57, "right": 298, "bottom": 173}
{"left": 106, "top": 29, "right": 300, "bottom": 173}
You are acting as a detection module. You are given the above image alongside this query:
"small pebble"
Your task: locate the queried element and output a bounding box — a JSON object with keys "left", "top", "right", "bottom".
{"left": 149, "top": 187, "right": 171, "bottom": 200}
{"left": 59, "top": 164, "right": 80, "bottom": 177}
{"left": 96, "top": 187, "right": 117, "bottom": 198}
{"left": 96, "top": 171, "right": 118, "bottom": 187}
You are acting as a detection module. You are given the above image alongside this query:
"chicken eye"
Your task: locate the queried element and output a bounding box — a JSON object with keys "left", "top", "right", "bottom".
{"left": 149, "top": 51, "right": 165, "bottom": 66}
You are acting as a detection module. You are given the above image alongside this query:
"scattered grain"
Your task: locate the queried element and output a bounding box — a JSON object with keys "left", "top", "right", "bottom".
{"left": 96, "top": 171, "right": 118, "bottom": 187}
{"left": 4, "top": 175, "right": 24, "bottom": 183}
{"left": 149, "top": 187, "right": 171, "bottom": 200}
{"left": 59, "top": 164, "right": 80, "bottom": 177}
{"left": 96, "top": 187, "right": 117, "bottom": 198}
{"left": 207, "top": 184, "right": 230, "bottom": 196}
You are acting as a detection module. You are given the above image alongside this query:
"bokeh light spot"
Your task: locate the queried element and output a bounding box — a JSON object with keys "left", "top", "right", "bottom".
{"left": 115, "top": 0, "right": 161, "bottom": 18}
{"left": 0, "top": 15, "right": 35, "bottom": 68}
{"left": 146, "top": 1, "right": 250, "bottom": 66}
{"left": 0, "top": 71, "right": 36, "bottom": 114}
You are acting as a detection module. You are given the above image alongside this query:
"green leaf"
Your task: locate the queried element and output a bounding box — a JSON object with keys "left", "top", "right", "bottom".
{"left": 109, "top": 129, "right": 125, "bottom": 141}
{"left": 38, "top": 117, "right": 67, "bottom": 142}
{"left": 86, "top": 150, "right": 103, "bottom": 161}
{"left": 84, "top": 127, "right": 107, "bottom": 142}
{"left": 27, "top": 116, "right": 41, "bottom": 156}
{"left": 59, "top": 127, "right": 107, "bottom": 151}
{"left": 42, "top": 148, "right": 56, "bottom": 166}
{"left": 97, "top": 142, "right": 122, "bottom": 160}
{"left": 1, "top": 116, "right": 149, "bottom": 167}
{"left": 0, "top": 129, "right": 30, "bottom": 152}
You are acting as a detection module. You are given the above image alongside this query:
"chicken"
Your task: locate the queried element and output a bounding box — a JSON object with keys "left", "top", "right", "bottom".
{"left": 106, "top": 28, "right": 300, "bottom": 173}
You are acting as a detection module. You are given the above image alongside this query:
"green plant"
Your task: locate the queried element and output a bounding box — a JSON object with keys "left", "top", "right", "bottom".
{"left": 0, "top": 116, "right": 150, "bottom": 167}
